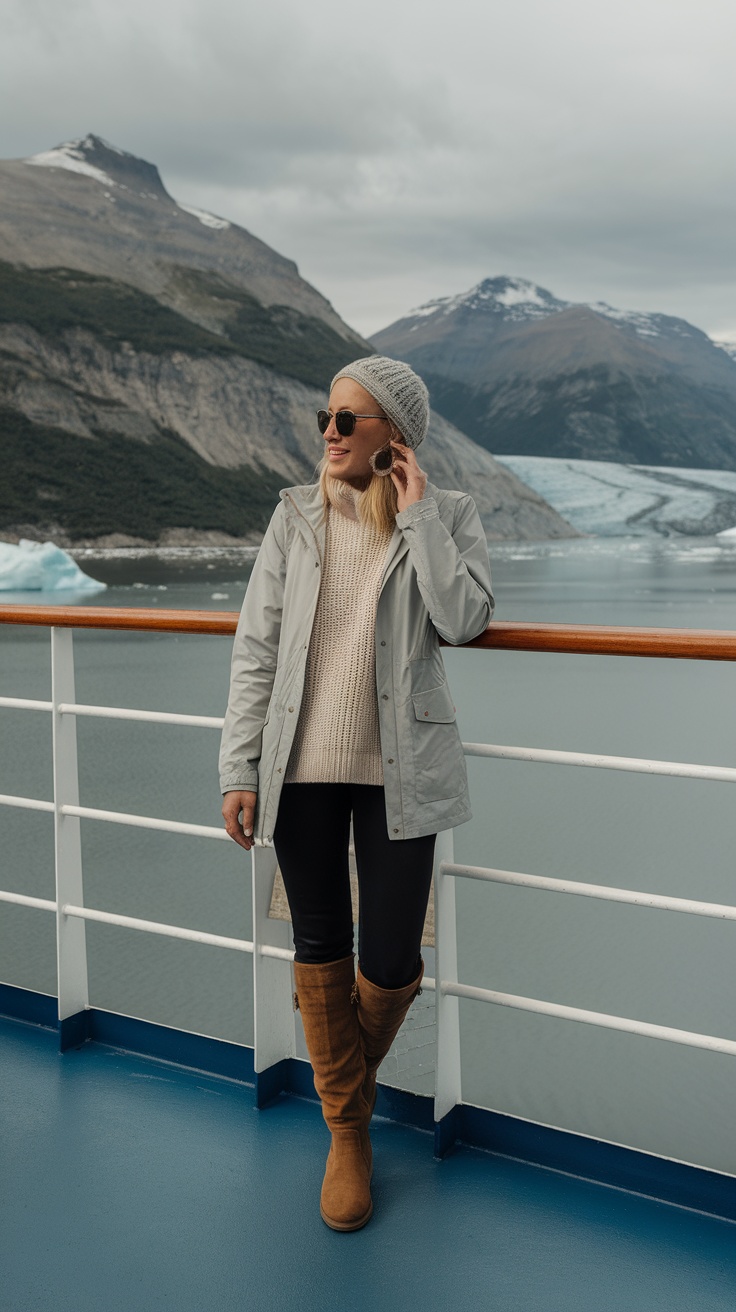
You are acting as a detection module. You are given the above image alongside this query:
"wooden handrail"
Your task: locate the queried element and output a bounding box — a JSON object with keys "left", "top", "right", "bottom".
{"left": 1, "top": 605, "right": 736, "bottom": 660}
{"left": 0, "top": 605, "right": 237, "bottom": 635}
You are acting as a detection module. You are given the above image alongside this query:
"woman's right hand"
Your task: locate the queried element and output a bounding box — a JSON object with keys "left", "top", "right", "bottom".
{"left": 222, "top": 790, "right": 257, "bottom": 851}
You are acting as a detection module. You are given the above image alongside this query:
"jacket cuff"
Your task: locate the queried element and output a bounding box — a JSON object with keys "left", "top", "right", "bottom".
{"left": 220, "top": 777, "right": 258, "bottom": 796}
{"left": 395, "top": 496, "right": 439, "bottom": 528}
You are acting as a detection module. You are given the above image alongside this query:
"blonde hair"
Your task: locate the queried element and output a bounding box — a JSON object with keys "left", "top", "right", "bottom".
{"left": 316, "top": 422, "right": 402, "bottom": 536}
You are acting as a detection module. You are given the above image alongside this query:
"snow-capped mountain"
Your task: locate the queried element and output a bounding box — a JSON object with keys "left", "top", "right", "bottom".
{"left": 1, "top": 133, "right": 361, "bottom": 341}
{"left": 407, "top": 277, "right": 566, "bottom": 325}
{"left": 26, "top": 135, "right": 232, "bottom": 229}
{"left": 26, "top": 134, "right": 167, "bottom": 195}
{"left": 400, "top": 275, "right": 704, "bottom": 345}
{"left": 372, "top": 277, "right": 736, "bottom": 471}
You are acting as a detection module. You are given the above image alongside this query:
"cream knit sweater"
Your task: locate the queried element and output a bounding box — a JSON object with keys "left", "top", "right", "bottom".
{"left": 284, "top": 484, "right": 393, "bottom": 785}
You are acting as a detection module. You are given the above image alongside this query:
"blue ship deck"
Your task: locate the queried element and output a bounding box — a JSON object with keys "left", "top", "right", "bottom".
{"left": 3, "top": 1009, "right": 735, "bottom": 1312}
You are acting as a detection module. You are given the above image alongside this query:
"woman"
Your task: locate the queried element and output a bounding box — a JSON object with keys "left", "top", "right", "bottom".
{"left": 219, "top": 355, "right": 494, "bottom": 1231}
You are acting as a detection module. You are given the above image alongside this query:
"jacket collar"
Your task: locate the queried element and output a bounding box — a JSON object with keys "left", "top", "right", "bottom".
{"left": 279, "top": 479, "right": 444, "bottom": 523}
{"left": 280, "top": 480, "right": 443, "bottom": 589}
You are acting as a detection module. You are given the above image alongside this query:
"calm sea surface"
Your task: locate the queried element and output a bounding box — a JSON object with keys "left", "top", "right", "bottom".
{"left": 2, "top": 536, "right": 736, "bottom": 1174}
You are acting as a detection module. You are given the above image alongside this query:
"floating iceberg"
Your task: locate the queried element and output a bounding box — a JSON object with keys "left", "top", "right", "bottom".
{"left": 0, "top": 540, "right": 106, "bottom": 592}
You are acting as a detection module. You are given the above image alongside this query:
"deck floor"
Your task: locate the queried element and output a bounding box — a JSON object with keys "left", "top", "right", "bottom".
{"left": 2, "top": 1014, "right": 735, "bottom": 1312}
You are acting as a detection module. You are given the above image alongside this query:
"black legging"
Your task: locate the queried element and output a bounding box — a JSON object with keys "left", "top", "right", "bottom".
{"left": 272, "top": 783, "right": 435, "bottom": 990}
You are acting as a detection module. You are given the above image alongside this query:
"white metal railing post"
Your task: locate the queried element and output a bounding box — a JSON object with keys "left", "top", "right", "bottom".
{"left": 251, "top": 843, "right": 296, "bottom": 1106}
{"left": 51, "top": 628, "right": 90, "bottom": 1048}
{"left": 433, "top": 828, "right": 462, "bottom": 1155}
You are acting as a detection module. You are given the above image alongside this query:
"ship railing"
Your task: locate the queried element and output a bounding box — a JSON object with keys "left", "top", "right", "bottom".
{"left": 2, "top": 605, "right": 736, "bottom": 1151}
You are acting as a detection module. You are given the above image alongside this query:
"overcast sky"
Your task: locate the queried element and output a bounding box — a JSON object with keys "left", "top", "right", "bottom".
{"left": 3, "top": 0, "right": 736, "bottom": 340}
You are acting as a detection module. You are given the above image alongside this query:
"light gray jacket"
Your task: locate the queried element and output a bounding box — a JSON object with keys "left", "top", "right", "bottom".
{"left": 219, "top": 481, "right": 494, "bottom": 843}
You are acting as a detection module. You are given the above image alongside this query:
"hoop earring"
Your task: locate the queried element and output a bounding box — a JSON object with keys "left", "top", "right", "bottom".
{"left": 368, "top": 443, "right": 394, "bottom": 476}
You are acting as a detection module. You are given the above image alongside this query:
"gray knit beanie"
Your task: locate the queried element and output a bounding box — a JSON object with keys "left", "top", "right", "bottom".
{"left": 330, "top": 355, "right": 430, "bottom": 449}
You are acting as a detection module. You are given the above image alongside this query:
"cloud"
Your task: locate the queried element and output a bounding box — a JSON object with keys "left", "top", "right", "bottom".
{"left": 1, "top": 0, "right": 735, "bottom": 335}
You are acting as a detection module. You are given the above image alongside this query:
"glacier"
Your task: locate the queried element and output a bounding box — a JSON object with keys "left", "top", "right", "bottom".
{"left": 0, "top": 540, "right": 106, "bottom": 593}
{"left": 494, "top": 457, "right": 736, "bottom": 537}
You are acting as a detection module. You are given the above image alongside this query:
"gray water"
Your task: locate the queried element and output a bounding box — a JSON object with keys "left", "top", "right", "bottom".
{"left": 2, "top": 536, "right": 736, "bottom": 1175}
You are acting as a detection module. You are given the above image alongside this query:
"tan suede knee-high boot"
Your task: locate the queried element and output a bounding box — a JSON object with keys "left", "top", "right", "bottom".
{"left": 354, "top": 959, "right": 425, "bottom": 1117}
{"left": 293, "top": 955, "right": 373, "bottom": 1231}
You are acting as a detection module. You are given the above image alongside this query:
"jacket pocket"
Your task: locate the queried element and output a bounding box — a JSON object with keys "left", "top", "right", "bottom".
{"left": 411, "top": 683, "right": 456, "bottom": 723}
{"left": 409, "top": 682, "right": 466, "bottom": 803}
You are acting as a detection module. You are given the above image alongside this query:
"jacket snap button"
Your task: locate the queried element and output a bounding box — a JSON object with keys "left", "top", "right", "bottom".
{"left": 277, "top": 767, "right": 282, "bottom": 773}
{"left": 380, "top": 641, "right": 386, "bottom": 646}
{"left": 388, "top": 758, "right": 394, "bottom": 764}
{"left": 382, "top": 694, "right": 389, "bottom": 701}
{"left": 393, "top": 828, "right": 399, "bottom": 834}
{"left": 288, "top": 706, "right": 294, "bottom": 712}
{"left": 424, "top": 710, "right": 429, "bottom": 716}
{"left": 315, "top": 562, "right": 319, "bottom": 568}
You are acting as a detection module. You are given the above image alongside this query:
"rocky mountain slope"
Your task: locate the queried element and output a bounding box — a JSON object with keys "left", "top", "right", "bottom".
{"left": 0, "top": 138, "right": 575, "bottom": 544}
{"left": 371, "top": 277, "right": 736, "bottom": 470}
{"left": 0, "top": 314, "right": 573, "bottom": 544}
{"left": 1, "top": 135, "right": 362, "bottom": 350}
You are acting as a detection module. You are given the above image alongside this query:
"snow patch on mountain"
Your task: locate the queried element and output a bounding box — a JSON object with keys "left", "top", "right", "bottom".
{"left": 588, "top": 303, "right": 662, "bottom": 337}
{"left": 494, "top": 279, "right": 550, "bottom": 310}
{"left": 176, "top": 202, "right": 231, "bottom": 230}
{"left": 712, "top": 337, "right": 736, "bottom": 363}
{"left": 408, "top": 302, "right": 443, "bottom": 321}
{"left": 26, "top": 137, "right": 116, "bottom": 187}
{"left": 495, "top": 455, "right": 736, "bottom": 537}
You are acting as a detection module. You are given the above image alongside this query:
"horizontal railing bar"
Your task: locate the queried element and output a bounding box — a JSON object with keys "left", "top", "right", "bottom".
{"left": 0, "top": 890, "right": 56, "bottom": 911}
{"left": 442, "top": 862, "right": 736, "bottom": 921}
{"left": 444, "top": 982, "right": 736, "bottom": 1056}
{"left": 60, "top": 804, "right": 229, "bottom": 841}
{"left": 5, "top": 699, "right": 735, "bottom": 780}
{"left": 0, "top": 607, "right": 735, "bottom": 660}
{"left": 0, "top": 793, "right": 55, "bottom": 814}
{"left": 59, "top": 702, "right": 225, "bottom": 729}
{"left": 61, "top": 903, "right": 253, "bottom": 952}
{"left": 0, "top": 606, "right": 238, "bottom": 635}
{"left": 260, "top": 944, "right": 295, "bottom": 962}
{"left": 463, "top": 742, "right": 736, "bottom": 782}
{"left": 467, "top": 620, "right": 736, "bottom": 661}
{"left": 0, "top": 696, "right": 53, "bottom": 712}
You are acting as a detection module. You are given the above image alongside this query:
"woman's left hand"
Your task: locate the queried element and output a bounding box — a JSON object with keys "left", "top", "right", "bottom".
{"left": 389, "top": 439, "right": 428, "bottom": 513}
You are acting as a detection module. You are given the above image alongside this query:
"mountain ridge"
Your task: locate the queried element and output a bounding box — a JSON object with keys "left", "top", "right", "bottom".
{"left": 371, "top": 276, "right": 736, "bottom": 470}
{"left": 2, "top": 134, "right": 365, "bottom": 346}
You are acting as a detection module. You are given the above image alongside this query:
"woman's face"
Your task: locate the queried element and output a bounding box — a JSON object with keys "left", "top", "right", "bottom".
{"left": 322, "top": 378, "right": 393, "bottom": 486}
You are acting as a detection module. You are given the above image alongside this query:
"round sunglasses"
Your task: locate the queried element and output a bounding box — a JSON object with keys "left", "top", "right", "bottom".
{"left": 317, "top": 409, "right": 390, "bottom": 438}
